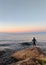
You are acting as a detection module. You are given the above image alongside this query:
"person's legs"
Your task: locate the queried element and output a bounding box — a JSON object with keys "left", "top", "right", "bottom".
{"left": 33, "top": 42, "right": 36, "bottom": 47}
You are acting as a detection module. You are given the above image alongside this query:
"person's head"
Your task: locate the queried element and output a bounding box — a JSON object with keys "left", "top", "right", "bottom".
{"left": 33, "top": 37, "right": 35, "bottom": 39}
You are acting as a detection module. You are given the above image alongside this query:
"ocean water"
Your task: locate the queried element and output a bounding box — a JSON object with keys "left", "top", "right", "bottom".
{"left": 0, "top": 32, "right": 46, "bottom": 52}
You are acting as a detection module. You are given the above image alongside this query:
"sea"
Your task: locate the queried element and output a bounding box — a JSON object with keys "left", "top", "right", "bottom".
{"left": 0, "top": 32, "right": 46, "bottom": 52}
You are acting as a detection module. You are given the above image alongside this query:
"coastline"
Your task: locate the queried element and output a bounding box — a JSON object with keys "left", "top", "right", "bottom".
{"left": 0, "top": 42, "right": 46, "bottom": 65}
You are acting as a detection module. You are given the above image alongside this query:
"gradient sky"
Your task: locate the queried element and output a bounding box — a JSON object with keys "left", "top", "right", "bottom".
{"left": 0, "top": 0, "right": 46, "bottom": 33}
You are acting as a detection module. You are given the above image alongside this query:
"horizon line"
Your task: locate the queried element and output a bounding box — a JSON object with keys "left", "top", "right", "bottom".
{"left": 0, "top": 31, "right": 46, "bottom": 34}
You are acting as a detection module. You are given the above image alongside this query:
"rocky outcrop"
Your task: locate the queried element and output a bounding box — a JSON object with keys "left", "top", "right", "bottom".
{"left": 0, "top": 47, "right": 46, "bottom": 65}
{"left": 11, "top": 47, "right": 46, "bottom": 65}
{"left": 10, "top": 58, "right": 41, "bottom": 65}
{"left": 11, "top": 47, "right": 46, "bottom": 61}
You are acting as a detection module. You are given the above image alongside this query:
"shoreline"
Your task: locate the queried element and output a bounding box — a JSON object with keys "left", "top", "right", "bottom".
{"left": 0, "top": 46, "right": 46, "bottom": 65}
{"left": 0, "top": 41, "right": 46, "bottom": 53}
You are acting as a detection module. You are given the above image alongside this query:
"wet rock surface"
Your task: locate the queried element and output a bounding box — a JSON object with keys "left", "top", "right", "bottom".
{"left": 20, "top": 42, "right": 31, "bottom": 46}
{"left": 0, "top": 49, "right": 17, "bottom": 65}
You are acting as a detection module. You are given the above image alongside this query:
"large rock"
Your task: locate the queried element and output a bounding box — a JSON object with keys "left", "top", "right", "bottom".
{"left": 10, "top": 58, "right": 41, "bottom": 65}
{"left": 11, "top": 47, "right": 46, "bottom": 61}
{"left": 0, "top": 50, "right": 5, "bottom": 57}
{"left": 21, "top": 42, "right": 31, "bottom": 46}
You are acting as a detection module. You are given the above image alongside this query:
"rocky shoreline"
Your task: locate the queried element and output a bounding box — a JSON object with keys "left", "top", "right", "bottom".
{"left": 0, "top": 46, "right": 46, "bottom": 65}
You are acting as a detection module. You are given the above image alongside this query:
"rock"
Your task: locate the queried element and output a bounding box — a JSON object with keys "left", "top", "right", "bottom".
{"left": 0, "top": 50, "right": 5, "bottom": 57}
{"left": 0, "top": 49, "right": 16, "bottom": 65}
{"left": 11, "top": 47, "right": 46, "bottom": 61}
{"left": 10, "top": 47, "right": 46, "bottom": 65}
{"left": 0, "top": 47, "right": 46, "bottom": 65}
{"left": 10, "top": 58, "right": 41, "bottom": 65}
{"left": 21, "top": 42, "right": 31, "bottom": 46}
{"left": 36, "top": 56, "right": 46, "bottom": 62}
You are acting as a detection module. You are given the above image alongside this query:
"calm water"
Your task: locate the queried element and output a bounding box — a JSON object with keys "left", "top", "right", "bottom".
{"left": 0, "top": 32, "right": 46, "bottom": 52}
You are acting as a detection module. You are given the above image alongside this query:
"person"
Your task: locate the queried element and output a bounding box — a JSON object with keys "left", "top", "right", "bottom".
{"left": 32, "top": 37, "right": 36, "bottom": 46}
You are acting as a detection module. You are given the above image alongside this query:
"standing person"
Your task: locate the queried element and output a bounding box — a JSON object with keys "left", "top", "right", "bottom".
{"left": 32, "top": 37, "right": 36, "bottom": 46}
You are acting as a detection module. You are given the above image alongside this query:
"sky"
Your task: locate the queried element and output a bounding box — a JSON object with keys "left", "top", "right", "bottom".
{"left": 0, "top": 0, "right": 46, "bottom": 33}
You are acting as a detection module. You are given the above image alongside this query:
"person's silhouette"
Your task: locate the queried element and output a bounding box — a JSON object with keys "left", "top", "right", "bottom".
{"left": 32, "top": 37, "right": 36, "bottom": 46}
